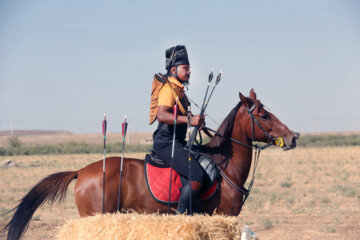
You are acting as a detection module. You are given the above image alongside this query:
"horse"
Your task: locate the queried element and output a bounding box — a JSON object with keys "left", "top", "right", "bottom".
{"left": 3, "top": 89, "right": 298, "bottom": 240}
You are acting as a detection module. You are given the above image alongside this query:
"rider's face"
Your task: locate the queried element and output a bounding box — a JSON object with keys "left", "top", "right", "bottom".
{"left": 173, "top": 65, "right": 191, "bottom": 83}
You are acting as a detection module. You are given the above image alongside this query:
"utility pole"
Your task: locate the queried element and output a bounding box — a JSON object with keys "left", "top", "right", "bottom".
{"left": 10, "top": 120, "right": 14, "bottom": 136}
{"left": 313, "top": 116, "right": 317, "bottom": 134}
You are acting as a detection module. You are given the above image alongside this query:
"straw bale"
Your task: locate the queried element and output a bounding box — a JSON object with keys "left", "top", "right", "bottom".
{"left": 57, "top": 213, "right": 242, "bottom": 240}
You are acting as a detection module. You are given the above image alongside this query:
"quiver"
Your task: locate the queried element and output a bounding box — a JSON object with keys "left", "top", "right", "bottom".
{"left": 149, "top": 74, "right": 166, "bottom": 125}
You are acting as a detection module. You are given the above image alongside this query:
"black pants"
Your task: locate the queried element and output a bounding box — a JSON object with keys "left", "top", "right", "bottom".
{"left": 153, "top": 141, "right": 206, "bottom": 182}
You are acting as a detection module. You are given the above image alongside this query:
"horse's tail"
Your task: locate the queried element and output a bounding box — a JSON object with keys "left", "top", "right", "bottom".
{"left": 2, "top": 171, "right": 78, "bottom": 240}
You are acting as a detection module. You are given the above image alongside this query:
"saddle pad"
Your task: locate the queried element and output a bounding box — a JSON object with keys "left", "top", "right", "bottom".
{"left": 145, "top": 162, "right": 218, "bottom": 204}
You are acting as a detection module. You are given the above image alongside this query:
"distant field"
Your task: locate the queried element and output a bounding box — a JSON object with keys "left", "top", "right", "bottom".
{"left": 1, "top": 130, "right": 360, "bottom": 147}
{"left": 0, "top": 147, "right": 359, "bottom": 239}
{"left": 1, "top": 130, "right": 360, "bottom": 156}
{"left": 0, "top": 130, "right": 153, "bottom": 147}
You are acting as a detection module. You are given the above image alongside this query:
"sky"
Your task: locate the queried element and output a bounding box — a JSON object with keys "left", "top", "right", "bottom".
{"left": 0, "top": 0, "right": 359, "bottom": 134}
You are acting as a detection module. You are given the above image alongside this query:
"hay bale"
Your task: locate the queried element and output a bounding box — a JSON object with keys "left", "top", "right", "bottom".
{"left": 57, "top": 213, "right": 242, "bottom": 240}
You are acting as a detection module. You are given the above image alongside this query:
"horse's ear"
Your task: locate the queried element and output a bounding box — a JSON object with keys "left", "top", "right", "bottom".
{"left": 239, "top": 92, "right": 248, "bottom": 107}
{"left": 249, "top": 88, "right": 257, "bottom": 100}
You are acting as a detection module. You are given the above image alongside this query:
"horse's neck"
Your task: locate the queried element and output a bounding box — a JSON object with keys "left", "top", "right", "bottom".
{"left": 226, "top": 107, "right": 253, "bottom": 186}
{"left": 206, "top": 106, "right": 253, "bottom": 186}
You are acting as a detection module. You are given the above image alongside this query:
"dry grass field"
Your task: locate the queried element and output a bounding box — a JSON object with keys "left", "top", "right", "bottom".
{"left": 0, "top": 146, "right": 359, "bottom": 239}
{"left": 0, "top": 131, "right": 153, "bottom": 147}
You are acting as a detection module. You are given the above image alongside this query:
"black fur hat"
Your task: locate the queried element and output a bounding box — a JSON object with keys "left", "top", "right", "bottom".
{"left": 165, "top": 45, "right": 190, "bottom": 70}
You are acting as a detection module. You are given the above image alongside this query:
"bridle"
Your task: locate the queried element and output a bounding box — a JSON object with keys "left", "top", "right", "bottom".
{"left": 203, "top": 102, "right": 278, "bottom": 205}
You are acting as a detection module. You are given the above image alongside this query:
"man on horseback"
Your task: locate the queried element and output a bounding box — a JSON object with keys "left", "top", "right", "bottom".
{"left": 151, "top": 45, "right": 207, "bottom": 214}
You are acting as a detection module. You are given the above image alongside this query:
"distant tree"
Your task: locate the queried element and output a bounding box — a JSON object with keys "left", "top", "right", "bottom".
{"left": 7, "top": 136, "right": 21, "bottom": 148}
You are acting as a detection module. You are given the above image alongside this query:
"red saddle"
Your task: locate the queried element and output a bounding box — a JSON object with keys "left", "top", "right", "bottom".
{"left": 144, "top": 160, "right": 218, "bottom": 204}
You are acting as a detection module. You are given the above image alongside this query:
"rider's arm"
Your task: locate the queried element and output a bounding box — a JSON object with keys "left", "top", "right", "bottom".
{"left": 157, "top": 82, "right": 205, "bottom": 128}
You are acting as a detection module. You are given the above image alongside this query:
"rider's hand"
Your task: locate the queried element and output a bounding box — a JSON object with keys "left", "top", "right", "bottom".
{"left": 191, "top": 114, "right": 206, "bottom": 129}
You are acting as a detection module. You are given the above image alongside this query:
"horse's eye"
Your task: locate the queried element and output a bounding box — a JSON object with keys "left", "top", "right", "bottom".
{"left": 260, "top": 114, "right": 269, "bottom": 120}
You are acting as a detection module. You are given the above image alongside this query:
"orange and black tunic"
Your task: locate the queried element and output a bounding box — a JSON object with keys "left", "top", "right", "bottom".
{"left": 152, "top": 76, "right": 206, "bottom": 182}
{"left": 152, "top": 76, "right": 189, "bottom": 144}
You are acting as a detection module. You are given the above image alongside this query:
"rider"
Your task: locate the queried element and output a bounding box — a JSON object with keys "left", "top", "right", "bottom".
{"left": 152, "top": 45, "right": 207, "bottom": 214}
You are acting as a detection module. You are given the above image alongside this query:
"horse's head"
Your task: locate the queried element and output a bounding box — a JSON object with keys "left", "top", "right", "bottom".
{"left": 239, "top": 89, "right": 298, "bottom": 150}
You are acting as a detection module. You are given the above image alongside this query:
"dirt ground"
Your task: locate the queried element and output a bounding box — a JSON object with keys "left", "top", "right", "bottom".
{"left": 0, "top": 146, "right": 359, "bottom": 239}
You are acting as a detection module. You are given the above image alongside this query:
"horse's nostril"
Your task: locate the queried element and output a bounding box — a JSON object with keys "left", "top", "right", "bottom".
{"left": 290, "top": 130, "right": 300, "bottom": 140}
{"left": 291, "top": 137, "right": 297, "bottom": 147}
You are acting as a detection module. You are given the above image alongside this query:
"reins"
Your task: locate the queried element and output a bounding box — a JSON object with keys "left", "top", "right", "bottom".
{"left": 202, "top": 102, "right": 275, "bottom": 205}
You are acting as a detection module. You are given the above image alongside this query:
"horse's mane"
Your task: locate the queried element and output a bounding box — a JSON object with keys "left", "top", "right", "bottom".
{"left": 204, "top": 101, "right": 243, "bottom": 167}
{"left": 208, "top": 101, "right": 242, "bottom": 147}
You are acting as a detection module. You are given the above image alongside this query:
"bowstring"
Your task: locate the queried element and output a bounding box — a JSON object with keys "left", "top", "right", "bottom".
{"left": 188, "top": 97, "right": 220, "bottom": 126}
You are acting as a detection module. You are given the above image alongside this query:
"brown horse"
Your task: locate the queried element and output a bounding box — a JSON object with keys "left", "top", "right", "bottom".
{"left": 3, "top": 89, "right": 297, "bottom": 240}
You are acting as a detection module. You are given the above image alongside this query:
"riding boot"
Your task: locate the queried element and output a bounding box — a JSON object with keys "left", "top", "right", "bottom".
{"left": 192, "top": 197, "right": 203, "bottom": 214}
{"left": 176, "top": 183, "right": 201, "bottom": 215}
